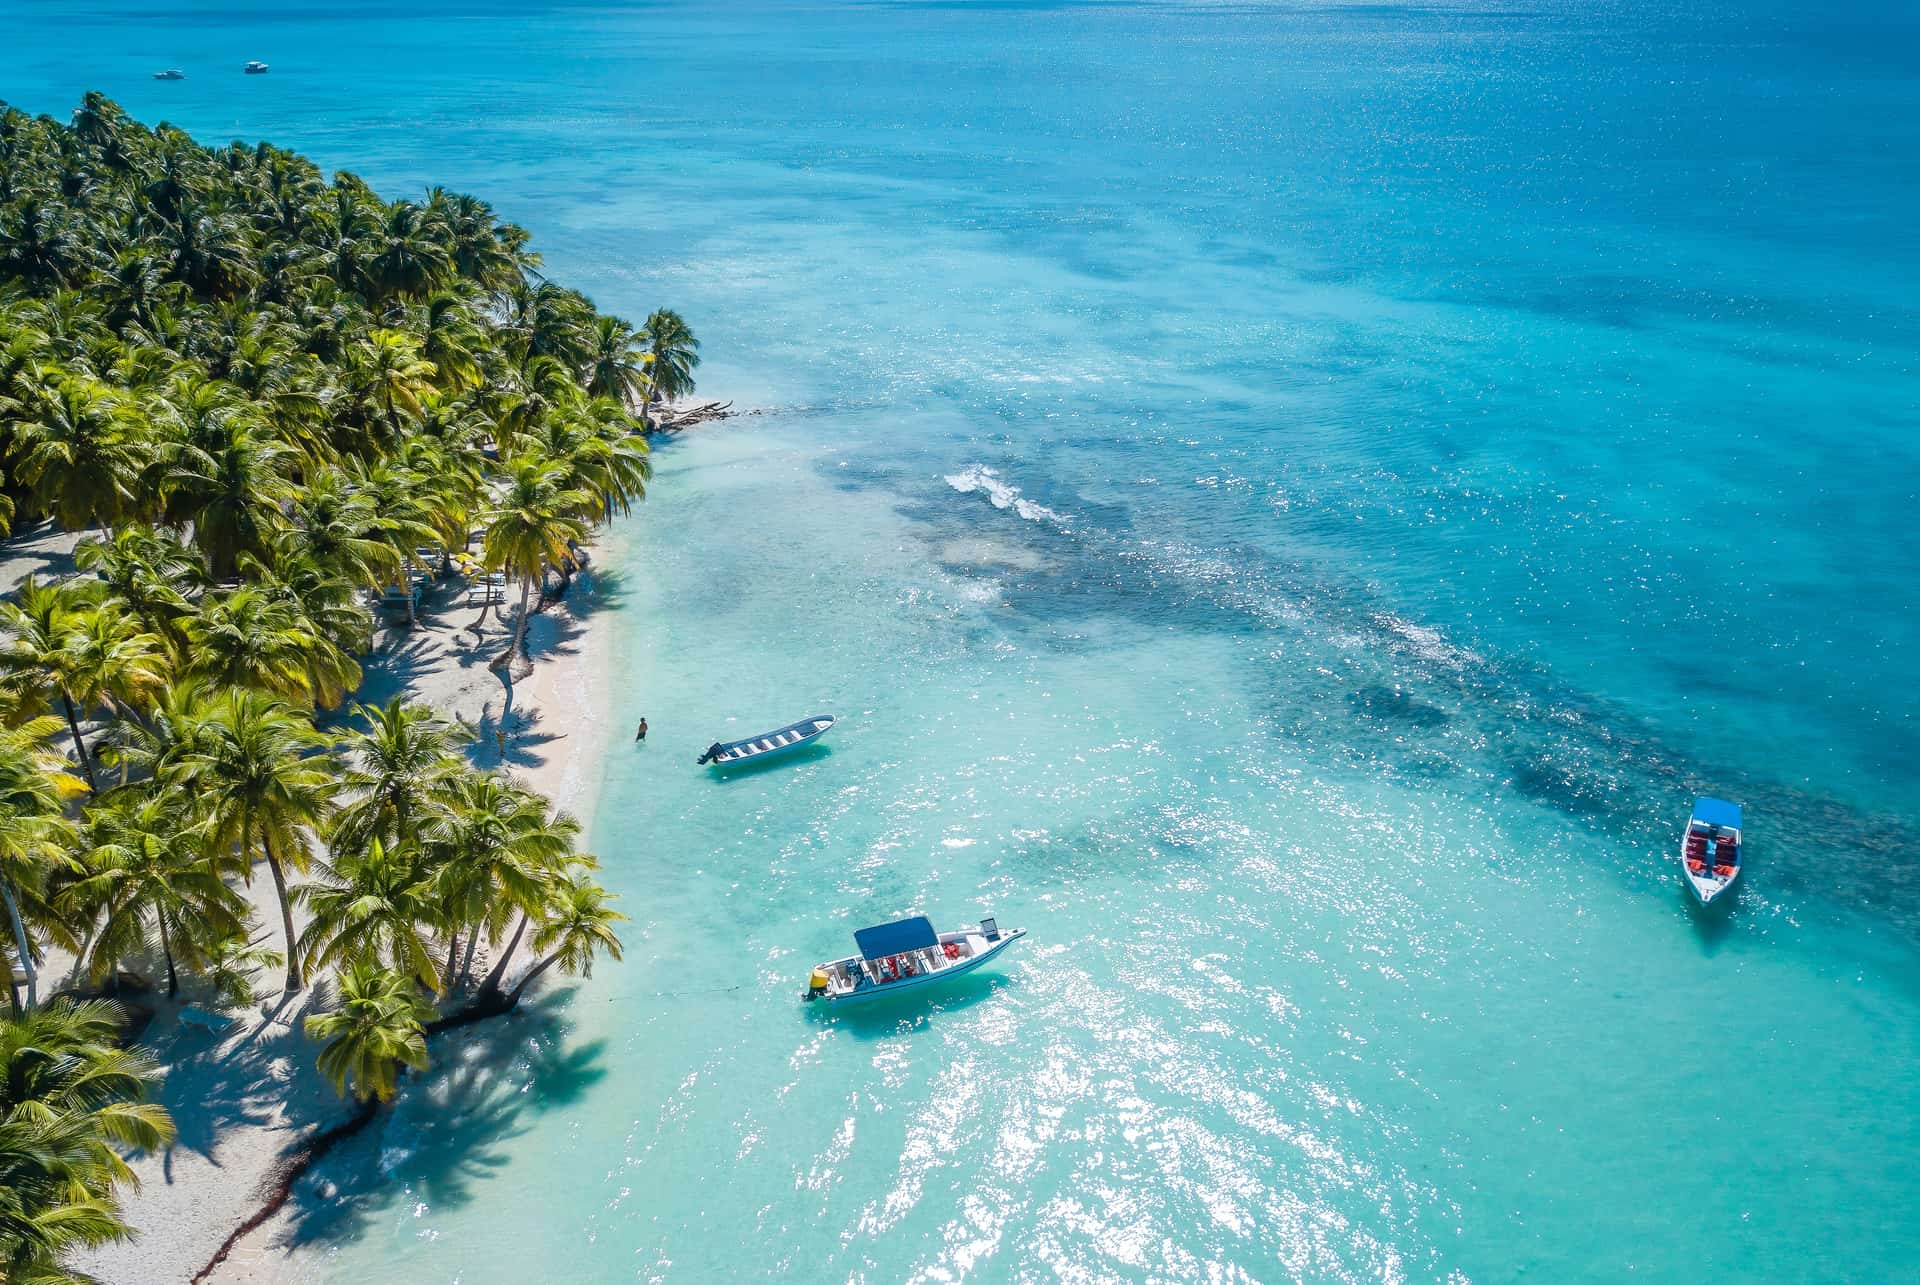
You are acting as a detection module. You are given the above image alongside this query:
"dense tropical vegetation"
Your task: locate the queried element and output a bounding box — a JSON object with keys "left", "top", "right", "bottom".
{"left": 0, "top": 94, "right": 664, "bottom": 1275}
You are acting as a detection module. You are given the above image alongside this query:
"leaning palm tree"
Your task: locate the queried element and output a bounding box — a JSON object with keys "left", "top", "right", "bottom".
{"left": 421, "top": 771, "right": 567, "bottom": 994}
{"left": 639, "top": 307, "right": 699, "bottom": 407}
{"left": 178, "top": 691, "right": 334, "bottom": 993}
{"left": 479, "top": 455, "right": 590, "bottom": 671}
{"left": 304, "top": 963, "right": 432, "bottom": 1103}
{"left": 473, "top": 807, "right": 586, "bottom": 1002}
{"left": 503, "top": 872, "right": 625, "bottom": 1008}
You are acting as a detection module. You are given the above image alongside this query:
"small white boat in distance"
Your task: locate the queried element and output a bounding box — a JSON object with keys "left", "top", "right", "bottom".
{"left": 153, "top": 69, "right": 186, "bottom": 81}
{"left": 1681, "top": 797, "right": 1742, "bottom": 905}
{"left": 697, "top": 715, "right": 834, "bottom": 768}
{"left": 243, "top": 60, "right": 269, "bottom": 75}
{"left": 805, "top": 914, "right": 1024, "bottom": 1003}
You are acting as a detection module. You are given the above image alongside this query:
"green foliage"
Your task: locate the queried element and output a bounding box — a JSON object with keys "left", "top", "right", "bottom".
{"left": 0, "top": 96, "right": 639, "bottom": 1274}
{"left": 0, "top": 997, "right": 172, "bottom": 1279}
{"left": 304, "top": 963, "right": 432, "bottom": 1103}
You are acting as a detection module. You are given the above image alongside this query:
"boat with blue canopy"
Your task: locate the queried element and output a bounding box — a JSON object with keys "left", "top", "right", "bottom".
{"left": 1681, "top": 797, "right": 1742, "bottom": 905}
{"left": 805, "top": 913, "right": 1024, "bottom": 1003}
{"left": 697, "top": 715, "right": 834, "bottom": 768}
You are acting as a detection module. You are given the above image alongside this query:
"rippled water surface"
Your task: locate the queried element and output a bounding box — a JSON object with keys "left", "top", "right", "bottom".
{"left": 7, "top": 0, "right": 1920, "bottom": 1280}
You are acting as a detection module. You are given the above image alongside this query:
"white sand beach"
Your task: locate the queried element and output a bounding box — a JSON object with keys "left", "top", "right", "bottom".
{"left": 42, "top": 546, "right": 622, "bottom": 1285}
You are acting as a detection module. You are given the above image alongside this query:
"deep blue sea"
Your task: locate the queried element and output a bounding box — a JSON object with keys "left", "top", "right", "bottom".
{"left": 7, "top": 1, "right": 1920, "bottom": 1280}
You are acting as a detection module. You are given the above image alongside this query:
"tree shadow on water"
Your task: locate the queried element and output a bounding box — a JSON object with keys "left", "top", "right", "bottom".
{"left": 270, "top": 992, "right": 608, "bottom": 1254}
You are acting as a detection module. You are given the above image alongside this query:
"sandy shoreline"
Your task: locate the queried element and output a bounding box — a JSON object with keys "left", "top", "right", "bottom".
{"left": 57, "top": 542, "right": 622, "bottom": 1285}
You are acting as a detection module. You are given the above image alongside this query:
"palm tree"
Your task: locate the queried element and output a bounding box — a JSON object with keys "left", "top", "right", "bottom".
{"left": 499, "top": 281, "right": 593, "bottom": 371}
{"left": 279, "top": 468, "right": 402, "bottom": 589}
{"left": 0, "top": 719, "right": 82, "bottom": 1013}
{"left": 416, "top": 292, "right": 486, "bottom": 391}
{"left": 93, "top": 679, "right": 211, "bottom": 792}
{"left": 421, "top": 771, "right": 568, "bottom": 994}
{"left": 332, "top": 697, "right": 471, "bottom": 853}
{"left": 73, "top": 526, "right": 203, "bottom": 650}
{"left": 182, "top": 587, "right": 340, "bottom": 707}
{"left": 345, "top": 328, "right": 437, "bottom": 440}
{"left": 473, "top": 804, "right": 585, "bottom": 1001}
{"left": 6, "top": 372, "right": 149, "bottom": 530}
{"left": 581, "top": 313, "right": 653, "bottom": 406}
{"left": 359, "top": 201, "right": 452, "bottom": 302}
{"left": 180, "top": 691, "right": 334, "bottom": 993}
{"left": 639, "top": 307, "right": 700, "bottom": 407}
{"left": 0, "top": 580, "right": 165, "bottom": 792}
{"left": 297, "top": 838, "right": 441, "bottom": 991}
{"left": 241, "top": 559, "right": 368, "bottom": 708}
{"left": 504, "top": 872, "right": 625, "bottom": 1008}
{"left": 153, "top": 382, "right": 292, "bottom": 577}
{"left": 0, "top": 999, "right": 173, "bottom": 1277}
{"left": 59, "top": 793, "right": 247, "bottom": 998}
{"left": 157, "top": 208, "right": 259, "bottom": 298}
{"left": 303, "top": 963, "right": 432, "bottom": 1103}
{"left": 479, "top": 456, "right": 590, "bottom": 671}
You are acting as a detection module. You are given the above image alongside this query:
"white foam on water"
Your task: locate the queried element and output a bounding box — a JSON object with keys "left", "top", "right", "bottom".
{"left": 944, "top": 464, "right": 1070, "bottom": 530}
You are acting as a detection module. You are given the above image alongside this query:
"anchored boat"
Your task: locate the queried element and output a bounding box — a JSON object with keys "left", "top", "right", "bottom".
{"left": 243, "top": 60, "right": 269, "bottom": 75}
{"left": 1681, "top": 797, "right": 1742, "bottom": 905}
{"left": 697, "top": 715, "right": 834, "bottom": 768}
{"left": 805, "top": 914, "right": 1024, "bottom": 1003}
{"left": 153, "top": 68, "right": 186, "bottom": 81}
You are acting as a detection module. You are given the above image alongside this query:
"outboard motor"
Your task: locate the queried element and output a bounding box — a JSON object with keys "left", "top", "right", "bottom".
{"left": 805, "top": 968, "right": 830, "bottom": 1001}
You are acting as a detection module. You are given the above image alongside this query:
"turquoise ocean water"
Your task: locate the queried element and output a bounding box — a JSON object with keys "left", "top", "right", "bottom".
{"left": 7, "top": 1, "right": 1920, "bottom": 1279}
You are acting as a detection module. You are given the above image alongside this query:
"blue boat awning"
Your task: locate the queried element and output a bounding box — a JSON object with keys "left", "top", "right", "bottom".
{"left": 855, "top": 916, "right": 938, "bottom": 960}
{"left": 1693, "top": 797, "right": 1742, "bottom": 830}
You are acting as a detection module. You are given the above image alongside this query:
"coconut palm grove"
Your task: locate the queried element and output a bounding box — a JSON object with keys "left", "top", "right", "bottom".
{"left": 0, "top": 94, "right": 691, "bottom": 1278}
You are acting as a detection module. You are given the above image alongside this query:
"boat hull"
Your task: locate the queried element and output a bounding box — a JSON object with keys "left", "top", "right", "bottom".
{"left": 703, "top": 715, "right": 834, "bottom": 768}
{"left": 811, "top": 928, "right": 1024, "bottom": 1003}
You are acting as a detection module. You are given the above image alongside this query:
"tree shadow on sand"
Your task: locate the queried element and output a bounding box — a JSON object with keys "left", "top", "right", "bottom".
{"left": 264, "top": 990, "right": 608, "bottom": 1254}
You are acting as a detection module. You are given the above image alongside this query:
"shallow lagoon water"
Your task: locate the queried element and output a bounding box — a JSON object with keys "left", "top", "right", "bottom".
{"left": 5, "top": 0, "right": 1920, "bottom": 1279}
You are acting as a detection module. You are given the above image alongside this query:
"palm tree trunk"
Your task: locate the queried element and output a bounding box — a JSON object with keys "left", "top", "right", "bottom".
{"left": 504, "top": 951, "right": 562, "bottom": 1008}
{"left": 262, "top": 831, "right": 303, "bottom": 993}
{"left": 478, "top": 912, "right": 530, "bottom": 997}
{"left": 60, "top": 691, "right": 98, "bottom": 792}
{"left": 1, "top": 879, "right": 39, "bottom": 1011}
{"left": 159, "top": 908, "right": 179, "bottom": 998}
{"left": 458, "top": 921, "right": 481, "bottom": 987}
{"left": 494, "top": 578, "right": 532, "bottom": 669}
{"left": 438, "top": 923, "right": 462, "bottom": 996}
